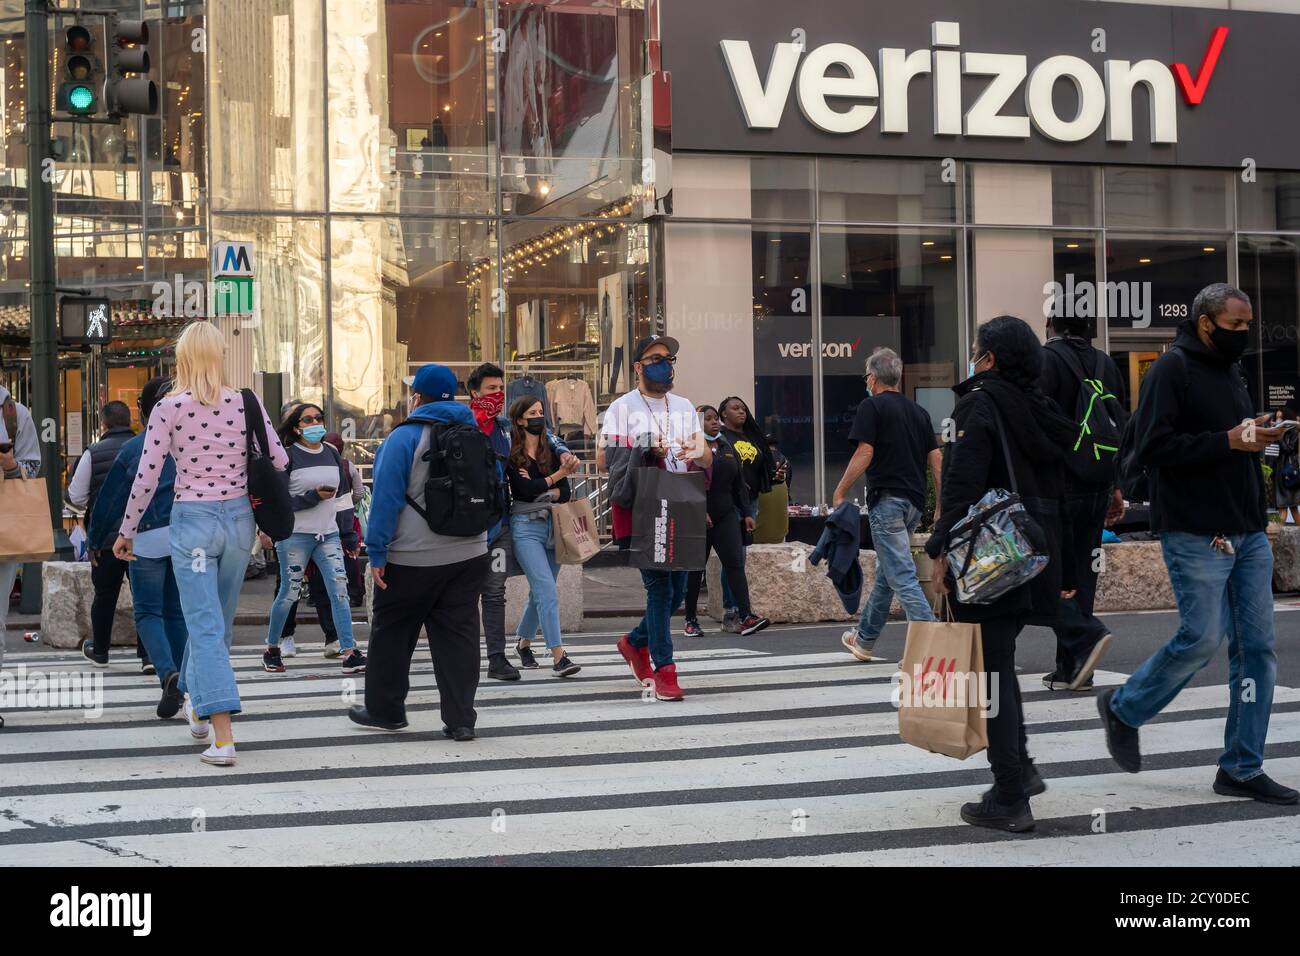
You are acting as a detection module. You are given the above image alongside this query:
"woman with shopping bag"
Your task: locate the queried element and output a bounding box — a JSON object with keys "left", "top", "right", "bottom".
{"left": 922, "top": 315, "right": 1077, "bottom": 833}
{"left": 507, "top": 397, "right": 583, "bottom": 678}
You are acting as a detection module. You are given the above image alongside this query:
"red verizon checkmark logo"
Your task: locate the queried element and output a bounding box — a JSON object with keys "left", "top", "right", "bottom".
{"left": 1172, "top": 26, "right": 1229, "bottom": 106}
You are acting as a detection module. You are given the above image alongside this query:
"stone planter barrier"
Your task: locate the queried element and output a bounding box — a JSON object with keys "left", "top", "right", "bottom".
{"left": 40, "top": 561, "right": 135, "bottom": 649}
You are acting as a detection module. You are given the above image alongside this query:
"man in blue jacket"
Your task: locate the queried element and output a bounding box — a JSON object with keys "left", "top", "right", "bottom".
{"left": 349, "top": 364, "right": 491, "bottom": 739}
{"left": 467, "top": 362, "right": 576, "bottom": 681}
{"left": 89, "top": 377, "right": 187, "bottom": 719}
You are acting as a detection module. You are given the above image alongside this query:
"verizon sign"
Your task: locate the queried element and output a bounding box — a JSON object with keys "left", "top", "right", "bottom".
{"left": 661, "top": 0, "right": 1300, "bottom": 169}
{"left": 721, "top": 20, "right": 1206, "bottom": 144}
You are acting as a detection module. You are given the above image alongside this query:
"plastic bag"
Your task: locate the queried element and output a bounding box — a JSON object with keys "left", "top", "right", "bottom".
{"left": 945, "top": 489, "right": 1048, "bottom": 605}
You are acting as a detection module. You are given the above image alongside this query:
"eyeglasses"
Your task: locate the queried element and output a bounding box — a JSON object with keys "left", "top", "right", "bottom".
{"left": 641, "top": 354, "right": 676, "bottom": 366}
{"left": 299, "top": 414, "right": 324, "bottom": 425}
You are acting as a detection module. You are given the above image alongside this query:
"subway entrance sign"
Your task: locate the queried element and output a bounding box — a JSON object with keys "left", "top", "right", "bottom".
{"left": 213, "top": 240, "right": 255, "bottom": 316}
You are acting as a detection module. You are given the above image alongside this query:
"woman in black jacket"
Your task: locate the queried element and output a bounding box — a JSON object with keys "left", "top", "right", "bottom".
{"left": 925, "top": 315, "right": 1078, "bottom": 834}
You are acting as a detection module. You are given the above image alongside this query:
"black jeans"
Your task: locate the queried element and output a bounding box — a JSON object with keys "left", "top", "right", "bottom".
{"left": 90, "top": 548, "right": 147, "bottom": 660}
{"left": 364, "top": 555, "right": 490, "bottom": 729}
{"left": 981, "top": 612, "right": 1031, "bottom": 803}
{"left": 480, "top": 529, "right": 511, "bottom": 658}
{"left": 1051, "top": 490, "right": 1111, "bottom": 677}
{"left": 685, "top": 513, "right": 752, "bottom": 619}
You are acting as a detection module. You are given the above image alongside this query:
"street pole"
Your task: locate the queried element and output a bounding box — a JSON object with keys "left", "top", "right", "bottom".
{"left": 22, "top": 0, "right": 74, "bottom": 612}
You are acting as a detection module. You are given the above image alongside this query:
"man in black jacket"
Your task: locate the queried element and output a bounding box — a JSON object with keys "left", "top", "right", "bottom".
{"left": 1098, "top": 284, "right": 1298, "bottom": 806}
{"left": 1038, "top": 314, "right": 1127, "bottom": 692}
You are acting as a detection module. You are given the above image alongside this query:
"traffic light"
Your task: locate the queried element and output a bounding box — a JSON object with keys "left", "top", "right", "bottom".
{"left": 104, "top": 17, "right": 157, "bottom": 118}
{"left": 56, "top": 24, "right": 99, "bottom": 117}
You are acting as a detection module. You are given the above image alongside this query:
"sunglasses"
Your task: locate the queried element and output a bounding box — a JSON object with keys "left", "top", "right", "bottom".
{"left": 299, "top": 414, "right": 324, "bottom": 425}
{"left": 640, "top": 354, "right": 676, "bottom": 366}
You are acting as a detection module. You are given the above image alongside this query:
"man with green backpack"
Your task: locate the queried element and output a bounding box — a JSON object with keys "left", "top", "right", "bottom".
{"left": 1038, "top": 311, "right": 1128, "bottom": 691}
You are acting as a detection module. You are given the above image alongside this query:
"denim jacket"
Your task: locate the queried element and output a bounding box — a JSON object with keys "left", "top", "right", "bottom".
{"left": 88, "top": 432, "right": 176, "bottom": 550}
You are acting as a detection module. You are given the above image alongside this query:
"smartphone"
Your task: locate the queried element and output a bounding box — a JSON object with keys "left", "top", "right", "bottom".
{"left": 0, "top": 442, "right": 11, "bottom": 454}
{"left": 319, "top": 486, "right": 336, "bottom": 493}
{"left": 1278, "top": 421, "right": 1300, "bottom": 430}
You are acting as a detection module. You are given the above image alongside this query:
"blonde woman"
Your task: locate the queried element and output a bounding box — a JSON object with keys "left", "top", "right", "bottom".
{"left": 113, "top": 322, "right": 288, "bottom": 766}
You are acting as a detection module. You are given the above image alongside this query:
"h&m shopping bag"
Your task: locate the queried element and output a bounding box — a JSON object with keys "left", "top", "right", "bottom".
{"left": 628, "top": 467, "right": 708, "bottom": 571}
{"left": 896, "top": 601, "right": 989, "bottom": 760}
{"left": 552, "top": 497, "right": 601, "bottom": 565}
{"left": 0, "top": 471, "right": 57, "bottom": 563}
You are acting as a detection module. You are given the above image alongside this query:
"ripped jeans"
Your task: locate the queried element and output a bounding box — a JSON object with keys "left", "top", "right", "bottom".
{"left": 266, "top": 531, "right": 356, "bottom": 651}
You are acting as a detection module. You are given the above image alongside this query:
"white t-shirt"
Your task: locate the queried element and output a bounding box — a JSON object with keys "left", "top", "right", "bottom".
{"left": 599, "top": 389, "right": 703, "bottom": 473}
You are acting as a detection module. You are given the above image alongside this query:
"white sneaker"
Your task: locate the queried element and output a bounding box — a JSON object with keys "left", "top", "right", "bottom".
{"left": 200, "top": 742, "right": 236, "bottom": 766}
{"left": 840, "top": 630, "right": 877, "bottom": 662}
{"left": 323, "top": 640, "right": 342, "bottom": 659}
{"left": 281, "top": 637, "right": 298, "bottom": 658}
{"left": 184, "top": 697, "right": 210, "bottom": 740}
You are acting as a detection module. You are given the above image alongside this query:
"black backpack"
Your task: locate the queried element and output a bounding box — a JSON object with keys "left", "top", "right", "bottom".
{"left": 1046, "top": 340, "right": 1125, "bottom": 486}
{"left": 399, "top": 419, "right": 503, "bottom": 537}
{"left": 241, "top": 389, "right": 295, "bottom": 541}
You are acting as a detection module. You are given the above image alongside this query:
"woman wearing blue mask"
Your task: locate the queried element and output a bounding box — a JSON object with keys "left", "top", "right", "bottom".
{"left": 262, "top": 403, "right": 366, "bottom": 675}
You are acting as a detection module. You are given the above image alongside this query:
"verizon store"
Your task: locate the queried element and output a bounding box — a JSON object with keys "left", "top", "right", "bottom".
{"left": 654, "top": 0, "right": 1300, "bottom": 508}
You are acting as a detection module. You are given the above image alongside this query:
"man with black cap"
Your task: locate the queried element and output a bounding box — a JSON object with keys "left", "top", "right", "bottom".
{"left": 600, "top": 335, "right": 712, "bottom": 701}
{"left": 349, "top": 364, "right": 492, "bottom": 740}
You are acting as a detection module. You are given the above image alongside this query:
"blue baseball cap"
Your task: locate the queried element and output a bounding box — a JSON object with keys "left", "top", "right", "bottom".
{"left": 404, "top": 364, "right": 458, "bottom": 402}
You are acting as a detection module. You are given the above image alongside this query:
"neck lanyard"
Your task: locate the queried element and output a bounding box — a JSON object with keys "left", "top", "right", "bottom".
{"left": 640, "top": 392, "right": 668, "bottom": 443}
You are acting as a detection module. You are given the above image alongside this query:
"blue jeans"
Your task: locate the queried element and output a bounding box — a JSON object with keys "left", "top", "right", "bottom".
{"left": 1110, "top": 531, "right": 1277, "bottom": 781}
{"left": 128, "top": 554, "right": 188, "bottom": 687}
{"left": 170, "top": 498, "right": 255, "bottom": 719}
{"left": 856, "top": 496, "right": 935, "bottom": 644}
{"left": 630, "top": 569, "right": 687, "bottom": 669}
{"left": 266, "top": 531, "right": 355, "bottom": 650}
{"left": 511, "top": 512, "right": 563, "bottom": 649}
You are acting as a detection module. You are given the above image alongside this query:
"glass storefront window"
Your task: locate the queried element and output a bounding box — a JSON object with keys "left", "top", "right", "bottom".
{"left": 971, "top": 230, "right": 1099, "bottom": 342}
{"left": 1239, "top": 172, "right": 1300, "bottom": 233}
{"left": 820, "top": 227, "right": 960, "bottom": 506}
{"left": 1240, "top": 235, "right": 1300, "bottom": 413}
{"left": 671, "top": 155, "right": 814, "bottom": 221}
{"left": 969, "top": 163, "right": 1098, "bottom": 227}
{"left": 1104, "top": 167, "right": 1232, "bottom": 231}
{"left": 1104, "top": 236, "right": 1229, "bottom": 333}
{"left": 818, "top": 158, "right": 956, "bottom": 224}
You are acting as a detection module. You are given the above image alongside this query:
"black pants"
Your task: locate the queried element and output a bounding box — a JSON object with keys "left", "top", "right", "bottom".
{"left": 981, "top": 612, "right": 1031, "bottom": 803}
{"left": 1051, "top": 490, "right": 1111, "bottom": 677}
{"left": 90, "top": 548, "right": 147, "bottom": 660}
{"left": 685, "top": 513, "right": 752, "bottom": 619}
{"left": 364, "top": 555, "right": 490, "bottom": 729}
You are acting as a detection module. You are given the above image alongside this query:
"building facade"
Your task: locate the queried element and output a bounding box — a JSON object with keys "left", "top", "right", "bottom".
{"left": 0, "top": 0, "right": 1296, "bottom": 505}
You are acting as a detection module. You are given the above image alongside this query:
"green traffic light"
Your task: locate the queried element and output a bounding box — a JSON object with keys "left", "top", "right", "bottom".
{"left": 67, "top": 84, "right": 95, "bottom": 113}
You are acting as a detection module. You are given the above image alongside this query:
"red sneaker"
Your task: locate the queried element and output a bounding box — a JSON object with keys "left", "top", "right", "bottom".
{"left": 617, "top": 634, "right": 653, "bottom": 686}
{"left": 652, "top": 663, "right": 685, "bottom": 702}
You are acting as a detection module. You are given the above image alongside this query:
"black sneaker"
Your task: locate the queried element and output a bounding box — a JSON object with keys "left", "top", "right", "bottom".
{"left": 1043, "top": 671, "right": 1094, "bottom": 692}
{"left": 683, "top": 618, "right": 704, "bottom": 638}
{"left": 442, "top": 725, "right": 476, "bottom": 742}
{"left": 156, "top": 672, "right": 183, "bottom": 720}
{"left": 982, "top": 762, "right": 1047, "bottom": 802}
{"left": 341, "top": 649, "right": 367, "bottom": 674}
{"left": 739, "top": 615, "right": 770, "bottom": 636}
{"left": 348, "top": 705, "right": 408, "bottom": 731}
{"left": 81, "top": 641, "right": 108, "bottom": 667}
{"left": 487, "top": 654, "right": 522, "bottom": 681}
{"left": 1212, "top": 769, "right": 1299, "bottom": 806}
{"left": 516, "top": 641, "right": 539, "bottom": 669}
{"left": 1067, "top": 633, "right": 1113, "bottom": 691}
{"left": 1097, "top": 687, "right": 1141, "bottom": 773}
{"left": 551, "top": 655, "right": 582, "bottom": 678}
{"left": 262, "top": 647, "right": 285, "bottom": 673}
{"left": 960, "top": 792, "right": 1035, "bottom": 832}
{"left": 141, "top": 660, "right": 156, "bottom": 676}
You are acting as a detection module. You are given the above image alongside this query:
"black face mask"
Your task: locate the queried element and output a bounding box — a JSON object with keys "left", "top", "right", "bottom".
{"left": 524, "top": 418, "right": 546, "bottom": 436}
{"left": 1208, "top": 321, "right": 1249, "bottom": 361}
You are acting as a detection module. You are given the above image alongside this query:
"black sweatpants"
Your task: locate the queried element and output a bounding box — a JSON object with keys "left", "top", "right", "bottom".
{"left": 1051, "top": 490, "right": 1111, "bottom": 676}
{"left": 90, "top": 548, "right": 147, "bottom": 660}
{"left": 980, "top": 612, "right": 1032, "bottom": 803}
{"left": 364, "top": 555, "right": 490, "bottom": 730}
{"left": 685, "top": 512, "right": 752, "bottom": 619}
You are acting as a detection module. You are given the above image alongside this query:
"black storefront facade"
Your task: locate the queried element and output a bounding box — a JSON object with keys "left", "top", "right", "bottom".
{"left": 654, "top": 0, "right": 1300, "bottom": 509}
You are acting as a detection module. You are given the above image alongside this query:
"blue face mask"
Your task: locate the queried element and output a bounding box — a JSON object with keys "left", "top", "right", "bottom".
{"left": 704, "top": 430, "right": 721, "bottom": 441}
{"left": 641, "top": 359, "right": 674, "bottom": 388}
{"left": 302, "top": 424, "right": 327, "bottom": 443}
{"left": 968, "top": 353, "right": 987, "bottom": 380}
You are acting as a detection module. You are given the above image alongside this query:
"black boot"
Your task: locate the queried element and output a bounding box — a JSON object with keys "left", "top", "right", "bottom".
{"left": 487, "top": 653, "right": 521, "bottom": 681}
{"left": 960, "top": 792, "right": 1035, "bottom": 832}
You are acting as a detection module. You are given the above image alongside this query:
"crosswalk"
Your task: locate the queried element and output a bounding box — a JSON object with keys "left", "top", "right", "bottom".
{"left": 2, "top": 634, "right": 1299, "bottom": 866}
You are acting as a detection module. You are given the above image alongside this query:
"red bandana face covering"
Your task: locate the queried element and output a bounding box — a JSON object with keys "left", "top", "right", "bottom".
{"left": 471, "top": 392, "right": 505, "bottom": 433}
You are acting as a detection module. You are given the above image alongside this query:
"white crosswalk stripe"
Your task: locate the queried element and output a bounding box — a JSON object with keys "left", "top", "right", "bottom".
{"left": 1, "top": 640, "right": 1297, "bottom": 866}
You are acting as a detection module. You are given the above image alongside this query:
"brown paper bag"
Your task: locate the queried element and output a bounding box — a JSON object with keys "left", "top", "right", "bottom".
{"left": 896, "top": 607, "right": 989, "bottom": 760}
{"left": 0, "top": 471, "right": 57, "bottom": 563}
{"left": 551, "top": 498, "right": 601, "bottom": 565}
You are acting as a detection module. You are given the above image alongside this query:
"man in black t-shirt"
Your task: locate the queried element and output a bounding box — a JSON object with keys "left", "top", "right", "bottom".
{"left": 832, "top": 348, "right": 942, "bottom": 660}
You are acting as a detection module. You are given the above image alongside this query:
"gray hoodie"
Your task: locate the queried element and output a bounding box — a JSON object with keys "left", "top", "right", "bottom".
{"left": 0, "top": 384, "right": 41, "bottom": 479}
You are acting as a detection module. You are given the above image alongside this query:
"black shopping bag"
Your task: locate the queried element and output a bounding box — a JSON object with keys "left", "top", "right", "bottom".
{"left": 628, "top": 467, "right": 708, "bottom": 571}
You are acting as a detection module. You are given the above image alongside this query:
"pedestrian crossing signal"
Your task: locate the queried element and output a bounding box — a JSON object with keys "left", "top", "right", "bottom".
{"left": 59, "top": 296, "right": 113, "bottom": 346}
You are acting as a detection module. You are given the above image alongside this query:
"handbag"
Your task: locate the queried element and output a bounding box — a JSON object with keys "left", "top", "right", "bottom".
{"left": 240, "top": 388, "right": 294, "bottom": 541}
{"left": 0, "top": 470, "right": 56, "bottom": 563}
{"left": 897, "top": 597, "right": 989, "bottom": 759}
{"left": 944, "top": 395, "right": 1049, "bottom": 604}
{"left": 628, "top": 467, "right": 708, "bottom": 571}
{"left": 551, "top": 497, "right": 601, "bottom": 565}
